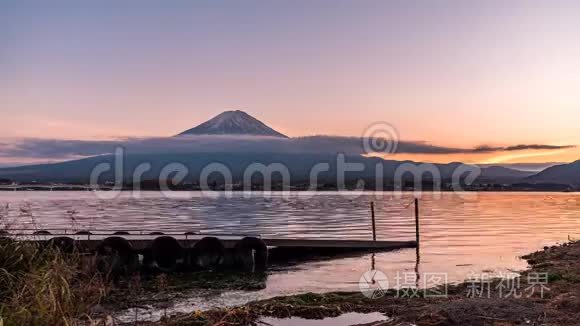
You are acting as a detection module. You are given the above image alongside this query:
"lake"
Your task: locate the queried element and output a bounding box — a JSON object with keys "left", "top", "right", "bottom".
{"left": 1, "top": 191, "right": 579, "bottom": 320}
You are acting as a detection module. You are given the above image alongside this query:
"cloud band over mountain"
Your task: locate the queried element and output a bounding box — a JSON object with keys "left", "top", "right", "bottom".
{"left": 0, "top": 136, "right": 574, "bottom": 163}
{"left": 475, "top": 144, "right": 576, "bottom": 152}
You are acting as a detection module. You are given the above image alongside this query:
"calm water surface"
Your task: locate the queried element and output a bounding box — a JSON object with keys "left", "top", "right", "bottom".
{"left": 1, "top": 191, "right": 579, "bottom": 320}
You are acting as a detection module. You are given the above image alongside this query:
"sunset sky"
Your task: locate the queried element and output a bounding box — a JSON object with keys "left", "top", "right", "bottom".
{"left": 1, "top": 1, "right": 579, "bottom": 165}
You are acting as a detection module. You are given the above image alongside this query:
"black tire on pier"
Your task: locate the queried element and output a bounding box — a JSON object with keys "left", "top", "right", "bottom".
{"left": 234, "top": 237, "right": 268, "bottom": 271}
{"left": 151, "top": 236, "right": 184, "bottom": 273}
{"left": 193, "top": 237, "right": 225, "bottom": 270}
{"left": 48, "top": 236, "right": 76, "bottom": 253}
{"left": 75, "top": 231, "right": 92, "bottom": 235}
{"left": 33, "top": 230, "right": 52, "bottom": 235}
{"left": 96, "top": 236, "right": 138, "bottom": 276}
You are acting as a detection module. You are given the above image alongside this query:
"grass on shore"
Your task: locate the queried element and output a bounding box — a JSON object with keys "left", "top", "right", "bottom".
{"left": 1, "top": 237, "right": 580, "bottom": 325}
{"left": 0, "top": 238, "right": 109, "bottom": 325}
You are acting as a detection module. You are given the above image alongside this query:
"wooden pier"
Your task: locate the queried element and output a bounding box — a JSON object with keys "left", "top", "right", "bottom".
{"left": 0, "top": 230, "right": 417, "bottom": 273}
{"left": 2, "top": 231, "right": 416, "bottom": 250}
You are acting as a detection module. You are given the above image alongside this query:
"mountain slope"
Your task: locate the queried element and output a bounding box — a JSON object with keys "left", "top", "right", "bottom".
{"left": 177, "top": 110, "right": 287, "bottom": 138}
{"left": 526, "top": 160, "right": 580, "bottom": 187}
{"left": 477, "top": 165, "right": 536, "bottom": 183}
{"left": 0, "top": 151, "right": 528, "bottom": 186}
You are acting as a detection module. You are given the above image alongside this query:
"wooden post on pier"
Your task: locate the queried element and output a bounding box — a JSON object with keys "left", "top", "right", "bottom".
{"left": 370, "top": 201, "right": 377, "bottom": 241}
{"left": 414, "top": 198, "right": 420, "bottom": 249}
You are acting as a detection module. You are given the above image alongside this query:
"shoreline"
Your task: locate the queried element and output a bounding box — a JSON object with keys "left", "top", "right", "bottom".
{"left": 1, "top": 188, "right": 578, "bottom": 193}
{"left": 140, "top": 241, "right": 580, "bottom": 325}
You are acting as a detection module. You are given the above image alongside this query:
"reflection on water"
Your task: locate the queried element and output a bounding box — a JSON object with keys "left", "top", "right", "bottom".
{"left": 259, "top": 312, "right": 390, "bottom": 326}
{"left": 0, "top": 191, "right": 418, "bottom": 240}
{"left": 1, "top": 191, "right": 579, "bottom": 320}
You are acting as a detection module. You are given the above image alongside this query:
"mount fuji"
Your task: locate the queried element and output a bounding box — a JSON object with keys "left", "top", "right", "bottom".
{"left": 0, "top": 110, "right": 575, "bottom": 189}
{"left": 177, "top": 110, "right": 287, "bottom": 138}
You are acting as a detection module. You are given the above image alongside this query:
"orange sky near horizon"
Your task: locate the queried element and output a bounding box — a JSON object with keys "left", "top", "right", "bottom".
{"left": 375, "top": 149, "right": 578, "bottom": 165}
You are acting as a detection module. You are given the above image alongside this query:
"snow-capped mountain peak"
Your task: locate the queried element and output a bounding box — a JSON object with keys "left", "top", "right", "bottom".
{"left": 177, "top": 110, "right": 288, "bottom": 138}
